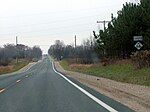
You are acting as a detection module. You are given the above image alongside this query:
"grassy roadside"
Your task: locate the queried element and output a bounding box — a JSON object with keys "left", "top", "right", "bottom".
{"left": 60, "top": 59, "right": 150, "bottom": 86}
{"left": 0, "top": 59, "right": 29, "bottom": 75}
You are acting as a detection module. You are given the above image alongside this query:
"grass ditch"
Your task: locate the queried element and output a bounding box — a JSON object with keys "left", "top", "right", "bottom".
{"left": 60, "top": 59, "right": 150, "bottom": 86}
{"left": 0, "top": 59, "right": 29, "bottom": 75}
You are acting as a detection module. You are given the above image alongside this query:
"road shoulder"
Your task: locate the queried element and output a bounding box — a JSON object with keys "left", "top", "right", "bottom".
{"left": 54, "top": 61, "right": 150, "bottom": 112}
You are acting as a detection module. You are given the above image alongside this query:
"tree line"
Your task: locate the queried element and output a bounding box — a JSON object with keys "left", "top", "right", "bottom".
{"left": 93, "top": 0, "right": 150, "bottom": 59}
{"left": 48, "top": 0, "right": 150, "bottom": 65}
{"left": 48, "top": 39, "right": 98, "bottom": 64}
{"left": 0, "top": 44, "right": 42, "bottom": 66}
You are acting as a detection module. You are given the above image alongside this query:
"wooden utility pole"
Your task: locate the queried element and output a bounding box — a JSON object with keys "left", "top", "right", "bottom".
{"left": 97, "top": 14, "right": 112, "bottom": 30}
{"left": 75, "top": 35, "right": 77, "bottom": 63}
{"left": 130, "top": 0, "right": 140, "bottom": 4}
{"left": 16, "top": 36, "right": 18, "bottom": 63}
{"left": 16, "top": 36, "right": 18, "bottom": 45}
{"left": 97, "top": 20, "right": 111, "bottom": 30}
{"left": 75, "top": 35, "right": 77, "bottom": 48}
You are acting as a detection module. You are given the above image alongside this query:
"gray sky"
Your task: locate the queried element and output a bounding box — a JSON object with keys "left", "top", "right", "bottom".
{"left": 0, "top": 0, "right": 130, "bottom": 53}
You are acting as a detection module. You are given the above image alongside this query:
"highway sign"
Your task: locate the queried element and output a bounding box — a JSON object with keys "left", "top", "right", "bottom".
{"left": 133, "top": 36, "right": 143, "bottom": 41}
{"left": 133, "top": 36, "right": 143, "bottom": 50}
{"left": 134, "top": 42, "right": 143, "bottom": 50}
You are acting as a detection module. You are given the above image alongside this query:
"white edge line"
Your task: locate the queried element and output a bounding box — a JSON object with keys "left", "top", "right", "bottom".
{"left": 52, "top": 62, "right": 118, "bottom": 112}
{"left": 25, "top": 75, "right": 28, "bottom": 78}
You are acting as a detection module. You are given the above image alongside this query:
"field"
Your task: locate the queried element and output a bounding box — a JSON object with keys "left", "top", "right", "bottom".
{"left": 60, "top": 59, "right": 150, "bottom": 86}
{"left": 0, "top": 59, "right": 29, "bottom": 75}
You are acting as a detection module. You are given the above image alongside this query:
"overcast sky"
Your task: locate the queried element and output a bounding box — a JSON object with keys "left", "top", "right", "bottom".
{"left": 0, "top": 0, "right": 132, "bottom": 53}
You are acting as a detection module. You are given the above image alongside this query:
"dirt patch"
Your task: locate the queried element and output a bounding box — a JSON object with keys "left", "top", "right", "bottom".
{"left": 55, "top": 61, "right": 150, "bottom": 112}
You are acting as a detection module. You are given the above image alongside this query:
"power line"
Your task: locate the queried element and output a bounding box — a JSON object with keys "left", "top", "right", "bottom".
{"left": 0, "top": 28, "right": 94, "bottom": 39}
{"left": 24, "top": 28, "right": 94, "bottom": 37}
{"left": 0, "top": 21, "right": 96, "bottom": 36}
{"left": 0, "top": 4, "right": 120, "bottom": 20}
{"left": 0, "top": 14, "right": 100, "bottom": 29}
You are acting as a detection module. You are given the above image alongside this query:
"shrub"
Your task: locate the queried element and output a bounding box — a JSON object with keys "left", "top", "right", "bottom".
{"left": 101, "top": 57, "right": 109, "bottom": 66}
{"left": 131, "top": 50, "right": 150, "bottom": 69}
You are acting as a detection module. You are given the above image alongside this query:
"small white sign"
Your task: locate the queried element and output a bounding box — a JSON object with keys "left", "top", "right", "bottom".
{"left": 135, "top": 42, "right": 143, "bottom": 50}
{"left": 134, "top": 36, "right": 143, "bottom": 41}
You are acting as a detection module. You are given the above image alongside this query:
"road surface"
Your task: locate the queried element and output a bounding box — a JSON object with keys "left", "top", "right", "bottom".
{"left": 0, "top": 57, "right": 134, "bottom": 112}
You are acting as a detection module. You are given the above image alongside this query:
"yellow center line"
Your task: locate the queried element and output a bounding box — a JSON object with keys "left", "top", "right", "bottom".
{"left": 0, "top": 89, "right": 6, "bottom": 93}
{"left": 0, "top": 79, "right": 23, "bottom": 94}
{"left": 16, "top": 80, "right": 21, "bottom": 83}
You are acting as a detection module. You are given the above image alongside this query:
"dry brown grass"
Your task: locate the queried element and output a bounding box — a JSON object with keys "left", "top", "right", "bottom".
{"left": 60, "top": 59, "right": 150, "bottom": 86}
{"left": 70, "top": 64, "right": 92, "bottom": 68}
{"left": 0, "top": 66, "right": 13, "bottom": 74}
{"left": 0, "top": 59, "right": 29, "bottom": 75}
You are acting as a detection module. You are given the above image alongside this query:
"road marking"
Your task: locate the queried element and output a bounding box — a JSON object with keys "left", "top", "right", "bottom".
{"left": 52, "top": 62, "right": 118, "bottom": 112}
{"left": 16, "top": 80, "right": 21, "bottom": 83}
{"left": 25, "top": 75, "right": 28, "bottom": 78}
{"left": 0, "top": 79, "right": 22, "bottom": 94}
{"left": 0, "top": 89, "right": 5, "bottom": 93}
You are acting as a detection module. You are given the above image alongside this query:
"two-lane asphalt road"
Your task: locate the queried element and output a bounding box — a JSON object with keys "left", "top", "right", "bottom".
{"left": 0, "top": 57, "right": 134, "bottom": 112}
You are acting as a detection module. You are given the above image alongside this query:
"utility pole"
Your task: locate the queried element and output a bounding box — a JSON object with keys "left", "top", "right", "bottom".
{"left": 97, "top": 20, "right": 111, "bottom": 30}
{"left": 16, "top": 36, "right": 18, "bottom": 45}
{"left": 130, "top": 0, "right": 140, "bottom": 4}
{"left": 75, "top": 35, "right": 77, "bottom": 48}
{"left": 75, "top": 35, "right": 77, "bottom": 63}
{"left": 16, "top": 36, "right": 18, "bottom": 63}
{"left": 97, "top": 14, "right": 112, "bottom": 31}
{"left": 97, "top": 15, "right": 111, "bottom": 56}
{"left": 90, "top": 34, "right": 93, "bottom": 48}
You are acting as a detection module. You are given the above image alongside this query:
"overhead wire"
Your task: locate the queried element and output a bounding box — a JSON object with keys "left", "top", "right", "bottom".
{"left": 0, "top": 19, "right": 97, "bottom": 35}
{"left": 0, "top": 4, "right": 114, "bottom": 37}
{"left": 0, "top": 4, "right": 119, "bottom": 20}
{"left": 0, "top": 14, "right": 101, "bottom": 29}
{"left": 0, "top": 27, "right": 93, "bottom": 38}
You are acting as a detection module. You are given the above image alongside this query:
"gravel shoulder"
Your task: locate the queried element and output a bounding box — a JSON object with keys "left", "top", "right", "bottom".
{"left": 54, "top": 61, "right": 150, "bottom": 112}
{"left": 18, "top": 62, "right": 36, "bottom": 72}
